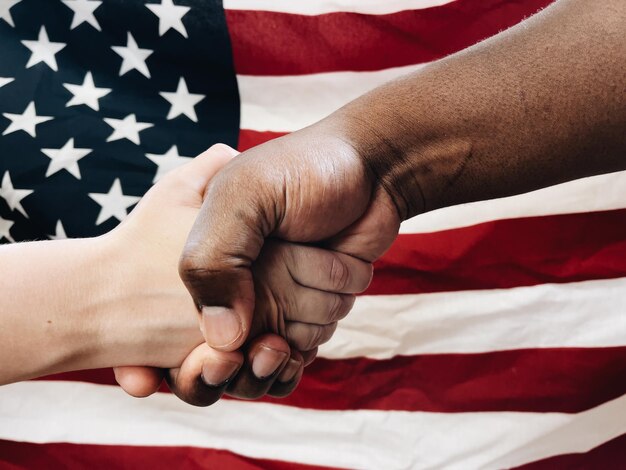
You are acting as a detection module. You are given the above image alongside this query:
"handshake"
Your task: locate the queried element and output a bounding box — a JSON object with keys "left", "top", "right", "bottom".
{"left": 0, "top": 118, "right": 402, "bottom": 405}
{"left": 5, "top": 1, "right": 619, "bottom": 405}
{"left": 108, "top": 126, "right": 402, "bottom": 407}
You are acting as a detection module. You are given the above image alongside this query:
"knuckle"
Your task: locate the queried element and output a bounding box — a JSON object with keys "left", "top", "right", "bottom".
{"left": 288, "top": 323, "right": 321, "bottom": 352}
{"left": 318, "top": 323, "right": 337, "bottom": 346}
{"left": 327, "top": 295, "right": 345, "bottom": 323}
{"left": 302, "top": 348, "right": 318, "bottom": 366}
{"left": 355, "top": 263, "right": 374, "bottom": 293}
{"left": 300, "top": 323, "right": 336, "bottom": 351}
{"left": 178, "top": 249, "right": 209, "bottom": 283}
{"left": 303, "top": 325, "right": 324, "bottom": 351}
{"left": 178, "top": 251, "right": 229, "bottom": 306}
{"left": 179, "top": 248, "right": 243, "bottom": 286}
{"left": 329, "top": 256, "right": 350, "bottom": 291}
{"left": 333, "top": 295, "right": 355, "bottom": 322}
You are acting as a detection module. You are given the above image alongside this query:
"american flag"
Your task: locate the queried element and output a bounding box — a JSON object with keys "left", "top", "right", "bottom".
{"left": 1, "top": 0, "right": 625, "bottom": 468}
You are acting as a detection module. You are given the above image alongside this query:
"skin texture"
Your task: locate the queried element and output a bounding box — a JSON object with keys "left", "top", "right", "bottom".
{"left": 0, "top": 145, "right": 372, "bottom": 407}
{"left": 0, "top": 148, "right": 240, "bottom": 386}
{"left": 179, "top": 129, "right": 402, "bottom": 353}
{"left": 177, "top": 0, "right": 625, "bottom": 395}
{"left": 337, "top": 0, "right": 626, "bottom": 219}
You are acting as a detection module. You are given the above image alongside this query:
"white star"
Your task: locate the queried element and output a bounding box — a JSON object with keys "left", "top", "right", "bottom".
{"left": 21, "top": 26, "right": 66, "bottom": 71}
{"left": 145, "top": 145, "right": 193, "bottom": 183}
{"left": 0, "top": 215, "right": 14, "bottom": 242}
{"left": 41, "top": 138, "right": 92, "bottom": 179}
{"left": 146, "top": 0, "right": 190, "bottom": 38}
{"left": 0, "top": 0, "right": 20, "bottom": 28}
{"left": 0, "top": 77, "right": 14, "bottom": 88}
{"left": 89, "top": 178, "right": 140, "bottom": 225}
{"left": 111, "top": 32, "right": 153, "bottom": 78}
{"left": 63, "top": 72, "right": 111, "bottom": 111}
{"left": 0, "top": 171, "right": 33, "bottom": 218}
{"left": 62, "top": 0, "right": 102, "bottom": 31}
{"left": 48, "top": 220, "right": 68, "bottom": 240}
{"left": 159, "top": 77, "right": 205, "bottom": 122}
{"left": 2, "top": 102, "right": 53, "bottom": 138}
{"left": 103, "top": 114, "right": 153, "bottom": 145}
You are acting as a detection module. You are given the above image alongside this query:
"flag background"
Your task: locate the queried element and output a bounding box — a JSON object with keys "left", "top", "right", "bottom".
{"left": 1, "top": 0, "right": 625, "bottom": 468}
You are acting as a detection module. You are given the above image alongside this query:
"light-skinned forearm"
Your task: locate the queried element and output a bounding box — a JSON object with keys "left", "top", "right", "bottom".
{"left": 0, "top": 235, "right": 199, "bottom": 384}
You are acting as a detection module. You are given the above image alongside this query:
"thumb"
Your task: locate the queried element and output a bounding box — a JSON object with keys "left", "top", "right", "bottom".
{"left": 156, "top": 143, "right": 239, "bottom": 204}
{"left": 179, "top": 152, "right": 281, "bottom": 351}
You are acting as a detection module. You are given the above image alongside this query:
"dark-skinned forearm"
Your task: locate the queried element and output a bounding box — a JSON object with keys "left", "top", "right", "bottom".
{"left": 332, "top": 0, "right": 625, "bottom": 219}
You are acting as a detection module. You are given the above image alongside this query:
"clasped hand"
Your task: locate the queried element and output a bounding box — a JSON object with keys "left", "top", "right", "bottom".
{"left": 112, "top": 135, "right": 399, "bottom": 406}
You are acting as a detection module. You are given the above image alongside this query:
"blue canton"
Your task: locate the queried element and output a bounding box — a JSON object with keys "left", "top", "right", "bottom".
{"left": 0, "top": 0, "right": 239, "bottom": 242}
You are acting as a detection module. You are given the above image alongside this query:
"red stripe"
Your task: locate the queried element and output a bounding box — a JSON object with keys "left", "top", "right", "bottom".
{"left": 238, "top": 129, "right": 286, "bottom": 151}
{"left": 0, "top": 440, "right": 336, "bottom": 470}
{"left": 368, "top": 208, "right": 626, "bottom": 295}
{"left": 2, "top": 431, "right": 623, "bottom": 470}
{"left": 511, "top": 432, "right": 626, "bottom": 470}
{"left": 2, "top": 437, "right": 624, "bottom": 470}
{"left": 40, "top": 347, "right": 626, "bottom": 413}
{"left": 269, "top": 348, "right": 626, "bottom": 413}
{"left": 225, "top": 0, "right": 554, "bottom": 75}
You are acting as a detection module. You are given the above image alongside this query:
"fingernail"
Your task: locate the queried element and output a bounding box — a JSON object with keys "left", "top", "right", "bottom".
{"left": 201, "top": 359, "right": 240, "bottom": 387}
{"left": 202, "top": 306, "right": 243, "bottom": 348}
{"left": 251, "top": 346, "right": 288, "bottom": 379}
{"left": 278, "top": 358, "right": 301, "bottom": 383}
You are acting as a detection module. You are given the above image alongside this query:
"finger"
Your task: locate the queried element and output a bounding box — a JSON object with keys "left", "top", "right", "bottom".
{"left": 284, "top": 288, "right": 355, "bottom": 325}
{"left": 284, "top": 321, "right": 338, "bottom": 352}
{"left": 302, "top": 348, "right": 318, "bottom": 367}
{"left": 285, "top": 244, "right": 374, "bottom": 294}
{"left": 179, "top": 154, "right": 280, "bottom": 352}
{"left": 268, "top": 350, "right": 305, "bottom": 398}
{"left": 159, "top": 144, "right": 239, "bottom": 200}
{"left": 166, "top": 344, "right": 243, "bottom": 407}
{"left": 113, "top": 366, "right": 165, "bottom": 398}
{"left": 226, "top": 334, "right": 290, "bottom": 400}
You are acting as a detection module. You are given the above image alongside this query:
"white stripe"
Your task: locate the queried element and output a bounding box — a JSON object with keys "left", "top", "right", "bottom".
{"left": 1, "top": 381, "right": 624, "bottom": 470}
{"left": 224, "top": 0, "right": 456, "bottom": 15}
{"left": 319, "top": 277, "right": 626, "bottom": 360}
{"left": 238, "top": 64, "right": 424, "bottom": 132}
{"left": 400, "top": 170, "right": 626, "bottom": 233}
